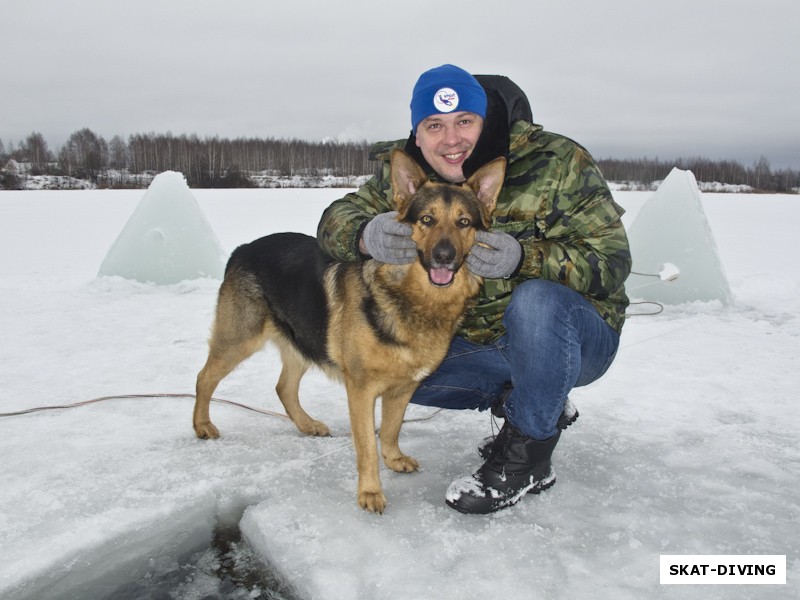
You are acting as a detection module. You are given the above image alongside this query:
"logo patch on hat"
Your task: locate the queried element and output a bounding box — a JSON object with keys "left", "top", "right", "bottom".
{"left": 433, "top": 87, "right": 459, "bottom": 113}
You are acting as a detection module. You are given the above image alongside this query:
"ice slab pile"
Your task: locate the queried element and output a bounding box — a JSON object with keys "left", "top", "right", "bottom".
{"left": 98, "top": 171, "right": 225, "bottom": 284}
{"left": 626, "top": 168, "right": 732, "bottom": 305}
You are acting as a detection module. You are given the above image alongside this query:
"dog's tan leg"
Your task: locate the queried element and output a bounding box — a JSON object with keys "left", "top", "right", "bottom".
{"left": 195, "top": 335, "right": 266, "bottom": 438}
{"left": 380, "top": 386, "right": 419, "bottom": 474}
{"left": 194, "top": 350, "right": 244, "bottom": 439}
{"left": 276, "top": 344, "right": 330, "bottom": 437}
{"left": 346, "top": 378, "right": 385, "bottom": 513}
{"left": 194, "top": 275, "right": 268, "bottom": 439}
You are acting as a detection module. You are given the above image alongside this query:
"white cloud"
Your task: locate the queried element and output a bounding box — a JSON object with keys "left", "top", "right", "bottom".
{"left": 3, "top": 0, "right": 798, "bottom": 167}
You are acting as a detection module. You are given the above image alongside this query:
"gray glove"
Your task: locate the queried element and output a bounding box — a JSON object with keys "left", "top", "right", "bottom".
{"left": 361, "top": 211, "right": 416, "bottom": 264}
{"left": 466, "top": 230, "right": 523, "bottom": 278}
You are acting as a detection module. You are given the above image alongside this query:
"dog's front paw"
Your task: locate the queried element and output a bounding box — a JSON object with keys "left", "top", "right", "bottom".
{"left": 358, "top": 490, "right": 387, "bottom": 514}
{"left": 194, "top": 421, "right": 220, "bottom": 439}
{"left": 385, "top": 454, "right": 419, "bottom": 473}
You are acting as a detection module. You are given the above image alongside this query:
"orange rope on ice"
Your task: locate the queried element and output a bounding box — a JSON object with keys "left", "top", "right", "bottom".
{"left": 0, "top": 392, "right": 444, "bottom": 425}
{"left": 0, "top": 393, "right": 291, "bottom": 419}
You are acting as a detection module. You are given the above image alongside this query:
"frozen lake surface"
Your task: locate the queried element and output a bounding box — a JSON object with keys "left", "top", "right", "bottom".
{"left": 0, "top": 186, "right": 797, "bottom": 599}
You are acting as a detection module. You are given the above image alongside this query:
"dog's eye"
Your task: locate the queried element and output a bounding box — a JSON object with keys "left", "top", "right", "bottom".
{"left": 458, "top": 218, "right": 471, "bottom": 228}
{"left": 420, "top": 215, "right": 434, "bottom": 225}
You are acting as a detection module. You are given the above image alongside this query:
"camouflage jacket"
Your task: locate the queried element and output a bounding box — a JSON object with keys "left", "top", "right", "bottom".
{"left": 317, "top": 120, "right": 631, "bottom": 344}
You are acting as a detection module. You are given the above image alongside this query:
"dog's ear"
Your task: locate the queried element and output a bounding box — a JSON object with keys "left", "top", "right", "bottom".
{"left": 465, "top": 157, "right": 506, "bottom": 225}
{"left": 390, "top": 149, "right": 429, "bottom": 214}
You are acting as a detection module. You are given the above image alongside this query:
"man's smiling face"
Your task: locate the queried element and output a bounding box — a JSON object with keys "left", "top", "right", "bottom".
{"left": 415, "top": 111, "right": 483, "bottom": 183}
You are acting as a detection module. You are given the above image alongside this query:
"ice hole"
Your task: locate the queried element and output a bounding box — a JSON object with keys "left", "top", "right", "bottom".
{"left": 9, "top": 496, "right": 295, "bottom": 600}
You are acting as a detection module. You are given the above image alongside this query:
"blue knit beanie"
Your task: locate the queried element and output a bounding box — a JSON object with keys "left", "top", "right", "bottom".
{"left": 410, "top": 64, "right": 487, "bottom": 132}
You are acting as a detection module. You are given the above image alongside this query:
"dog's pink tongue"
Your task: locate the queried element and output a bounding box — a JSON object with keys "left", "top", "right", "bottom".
{"left": 430, "top": 268, "right": 454, "bottom": 285}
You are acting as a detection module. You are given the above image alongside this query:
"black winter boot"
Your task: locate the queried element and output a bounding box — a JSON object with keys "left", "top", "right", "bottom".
{"left": 478, "top": 397, "right": 578, "bottom": 460}
{"left": 446, "top": 423, "right": 560, "bottom": 515}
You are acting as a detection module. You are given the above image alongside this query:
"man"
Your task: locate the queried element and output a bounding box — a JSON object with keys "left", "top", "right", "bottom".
{"left": 317, "top": 64, "right": 631, "bottom": 514}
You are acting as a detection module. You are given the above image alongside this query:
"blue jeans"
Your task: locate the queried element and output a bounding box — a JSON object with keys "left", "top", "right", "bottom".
{"left": 411, "top": 279, "right": 620, "bottom": 440}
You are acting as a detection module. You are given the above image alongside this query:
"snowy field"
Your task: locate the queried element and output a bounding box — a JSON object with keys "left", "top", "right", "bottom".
{"left": 0, "top": 185, "right": 798, "bottom": 599}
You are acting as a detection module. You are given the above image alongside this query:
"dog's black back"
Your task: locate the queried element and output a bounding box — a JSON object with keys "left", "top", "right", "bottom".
{"left": 227, "top": 233, "right": 335, "bottom": 365}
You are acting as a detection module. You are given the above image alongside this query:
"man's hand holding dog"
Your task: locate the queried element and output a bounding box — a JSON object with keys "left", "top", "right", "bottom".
{"left": 466, "top": 230, "right": 523, "bottom": 279}
{"left": 361, "top": 211, "right": 416, "bottom": 264}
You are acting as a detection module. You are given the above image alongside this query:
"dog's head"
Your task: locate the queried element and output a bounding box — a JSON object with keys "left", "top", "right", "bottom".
{"left": 390, "top": 149, "right": 506, "bottom": 287}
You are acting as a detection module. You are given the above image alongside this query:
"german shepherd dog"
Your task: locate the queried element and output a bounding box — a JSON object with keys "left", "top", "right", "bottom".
{"left": 193, "top": 149, "right": 505, "bottom": 513}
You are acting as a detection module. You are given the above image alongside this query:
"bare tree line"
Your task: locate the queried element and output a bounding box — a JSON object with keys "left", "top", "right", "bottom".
{"left": 596, "top": 155, "right": 799, "bottom": 193}
{"left": 1, "top": 129, "right": 375, "bottom": 188}
{"left": 126, "top": 133, "right": 373, "bottom": 186}
{"left": 2, "top": 129, "right": 798, "bottom": 192}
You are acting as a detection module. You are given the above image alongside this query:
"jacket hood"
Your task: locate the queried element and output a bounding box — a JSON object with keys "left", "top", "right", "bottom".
{"left": 473, "top": 75, "right": 533, "bottom": 128}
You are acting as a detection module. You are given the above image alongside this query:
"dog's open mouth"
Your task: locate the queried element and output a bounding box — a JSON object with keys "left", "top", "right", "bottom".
{"left": 429, "top": 267, "right": 455, "bottom": 287}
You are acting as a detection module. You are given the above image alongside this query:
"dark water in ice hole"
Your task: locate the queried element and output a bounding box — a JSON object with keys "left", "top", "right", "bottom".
{"left": 106, "top": 525, "right": 297, "bottom": 600}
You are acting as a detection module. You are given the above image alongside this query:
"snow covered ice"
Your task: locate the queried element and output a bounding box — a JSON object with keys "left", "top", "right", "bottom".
{"left": 0, "top": 185, "right": 798, "bottom": 599}
{"left": 97, "top": 171, "right": 225, "bottom": 284}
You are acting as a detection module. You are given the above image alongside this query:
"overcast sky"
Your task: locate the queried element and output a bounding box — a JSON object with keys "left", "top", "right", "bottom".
{"left": 3, "top": 0, "right": 798, "bottom": 168}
